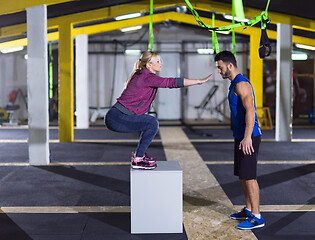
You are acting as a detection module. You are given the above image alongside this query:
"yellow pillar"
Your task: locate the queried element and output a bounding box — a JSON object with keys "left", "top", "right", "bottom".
{"left": 250, "top": 30, "right": 263, "bottom": 108}
{"left": 59, "top": 22, "right": 74, "bottom": 142}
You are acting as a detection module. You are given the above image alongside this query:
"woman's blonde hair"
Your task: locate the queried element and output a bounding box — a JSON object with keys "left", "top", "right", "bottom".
{"left": 124, "top": 51, "right": 160, "bottom": 89}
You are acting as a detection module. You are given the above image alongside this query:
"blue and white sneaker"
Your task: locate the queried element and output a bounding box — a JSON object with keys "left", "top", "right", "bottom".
{"left": 237, "top": 214, "right": 265, "bottom": 230}
{"left": 230, "top": 207, "right": 252, "bottom": 220}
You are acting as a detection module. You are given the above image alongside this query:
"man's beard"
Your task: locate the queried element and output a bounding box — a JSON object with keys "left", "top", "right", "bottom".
{"left": 221, "top": 68, "right": 231, "bottom": 79}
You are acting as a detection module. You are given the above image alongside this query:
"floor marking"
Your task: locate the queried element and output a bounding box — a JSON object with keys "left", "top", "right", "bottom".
{"left": 1, "top": 138, "right": 314, "bottom": 143}
{"left": 190, "top": 139, "right": 234, "bottom": 142}
{"left": 1, "top": 205, "right": 314, "bottom": 214}
{"left": 205, "top": 160, "right": 315, "bottom": 165}
{"left": 0, "top": 139, "right": 66, "bottom": 143}
{"left": 190, "top": 138, "right": 315, "bottom": 143}
{"left": 0, "top": 126, "right": 28, "bottom": 129}
{"left": 159, "top": 127, "right": 256, "bottom": 240}
{"left": 0, "top": 206, "right": 131, "bottom": 214}
{"left": 0, "top": 139, "right": 162, "bottom": 143}
{"left": 0, "top": 140, "right": 28, "bottom": 143}
{"left": 292, "top": 139, "right": 315, "bottom": 142}
{"left": 190, "top": 139, "right": 277, "bottom": 142}
{"left": 0, "top": 163, "right": 29, "bottom": 166}
{"left": 49, "top": 162, "right": 130, "bottom": 166}
{"left": 234, "top": 205, "right": 315, "bottom": 212}
{"left": 184, "top": 125, "right": 230, "bottom": 129}
{"left": 73, "top": 139, "right": 161, "bottom": 143}
{"left": 0, "top": 162, "right": 130, "bottom": 166}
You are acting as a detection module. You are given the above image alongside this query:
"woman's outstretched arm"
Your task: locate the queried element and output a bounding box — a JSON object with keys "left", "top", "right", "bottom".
{"left": 184, "top": 74, "right": 214, "bottom": 87}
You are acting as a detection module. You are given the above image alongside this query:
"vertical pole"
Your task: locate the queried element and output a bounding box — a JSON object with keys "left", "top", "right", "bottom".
{"left": 75, "top": 34, "right": 89, "bottom": 129}
{"left": 249, "top": 30, "right": 263, "bottom": 108}
{"left": 275, "top": 23, "right": 293, "bottom": 141}
{"left": 26, "top": 5, "right": 50, "bottom": 165}
{"left": 59, "top": 22, "right": 74, "bottom": 142}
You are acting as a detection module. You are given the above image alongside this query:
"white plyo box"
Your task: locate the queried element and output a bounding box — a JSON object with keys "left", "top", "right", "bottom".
{"left": 131, "top": 161, "right": 183, "bottom": 234}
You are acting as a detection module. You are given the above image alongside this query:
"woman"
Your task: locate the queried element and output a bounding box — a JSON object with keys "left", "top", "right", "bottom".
{"left": 105, "top": 51, "right": 213, "bottom": 170}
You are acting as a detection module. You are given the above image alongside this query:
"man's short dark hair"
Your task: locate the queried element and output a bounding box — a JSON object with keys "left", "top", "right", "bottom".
{"left": 215, "top": 51, "right": 237, "bottom": 68}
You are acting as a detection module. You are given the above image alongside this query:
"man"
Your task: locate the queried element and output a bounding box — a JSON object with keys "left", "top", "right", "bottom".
{"left": 215, "top": 51, "right": 264, "bottom": 230}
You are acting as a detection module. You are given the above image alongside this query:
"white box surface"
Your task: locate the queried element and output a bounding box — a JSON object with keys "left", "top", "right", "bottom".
{"left": 131, "top": 161, "right": 183, "bottom": 234}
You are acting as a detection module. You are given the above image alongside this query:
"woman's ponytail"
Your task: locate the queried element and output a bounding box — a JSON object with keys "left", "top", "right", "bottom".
{"left": 124, "top": 58, "right": 141, "bottom": 89}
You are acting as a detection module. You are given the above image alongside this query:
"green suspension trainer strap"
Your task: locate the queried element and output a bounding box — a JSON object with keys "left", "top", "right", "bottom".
{"left": 231, "top": 0, "right": 236, "bottom": 55}
{"left": 148, "top": 0, "right": 154, "bottom": 51}
{"left": 212, "top": 13, "right": 219, "bottom": 53}
{"left": 184, "top": 0, "right": 271, "bottom": 58}
{"left": 48, "top": 43, "right": 53, "bottom": 99}
{"left": 258, "top": 0, "right": 272, "bottom": 58}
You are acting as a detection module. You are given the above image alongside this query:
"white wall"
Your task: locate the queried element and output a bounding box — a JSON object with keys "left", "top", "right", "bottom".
{"left": 157, "top": 52, "right": 181, "bottom": 120}
{"left": 0, "top": 53, "right": 28, "bottom": 120}
{"left": 186, "top": 54, "right": 230, "bottom": 120}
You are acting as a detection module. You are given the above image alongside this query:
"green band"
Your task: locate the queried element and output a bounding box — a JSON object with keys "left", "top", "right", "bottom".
{"left": 148, "top": 0, "right": 154, "bottom": 51}
{"left": 212, "top": 13, "right": 220, "bottom": 53}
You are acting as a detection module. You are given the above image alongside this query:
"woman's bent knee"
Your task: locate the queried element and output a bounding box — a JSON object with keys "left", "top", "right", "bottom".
{"left": 150, "top": 117, "right": 159, "bottom": 134}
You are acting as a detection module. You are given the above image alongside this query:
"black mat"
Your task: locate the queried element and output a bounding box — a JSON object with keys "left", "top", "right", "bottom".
{"left": 252, "top": 211, "right": 315, "bottom": 240}
{"left": 193, "top": 141, "right": 315, "bottom": 161}
{"left": 182, "top": 127, "right": 233, "bottom": 139}
{"left": 292, "top": 127, "right": 315, "bottom": 139}
{"left": 207, "top": 164, "right": 315, "bottom": 205}
{"left": 50, "top": 142, "right": 166, "bottom": 163}
{"left": 0, "top": 143, "right": 29, "bottom": 162}
{"left": 75, "top": 128, "right": 161, "bottom": 140}
{"left": 0, "top": 129, "right": 59, "bottom": 140}
{"left": 183, "top": 127, "right": 315, "bottom": 140}
{"left": 0, "top": 142, "right": 166, "bottom": 163}
{"left": 0, "top": 165, "right": 130, "bottom": 206}
{"left": 0, "top": 213, "right": 188, "bottom": 240}
{"left": 0, "top": 128, "right": 162, "bottom": 140}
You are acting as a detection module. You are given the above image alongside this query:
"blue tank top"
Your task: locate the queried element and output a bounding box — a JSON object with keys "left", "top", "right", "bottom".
{"left": 228, "top": 73, "right": 261, "bottom": 140}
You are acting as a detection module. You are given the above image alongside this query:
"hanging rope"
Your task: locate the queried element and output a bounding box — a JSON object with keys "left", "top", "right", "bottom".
{"left": 148, "top": 0, "right": 154, "bottom": 51}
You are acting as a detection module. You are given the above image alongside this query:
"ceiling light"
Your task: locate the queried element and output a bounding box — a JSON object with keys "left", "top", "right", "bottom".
{"left": 223, "top": 14, "right": 250, "bottom": 22}
{"left": 125, "top": 49, "right": 141, "bottom": 55}
{"left": 292, "top": 51, "right": 308, "bottom": 60}
{"left": 216, "top": 30, "right": 230, "bottom": 35}
{"left": 197, "top": 48, "right": 214, "bottom": 54}
{"left": 0, "top": 46, "right": 24, "bottom": 54}
{"left": 295, "top": 43, "right": 315, "bottom": 51}
{"left": 120, "top": 25, "right": 143, "bottom": 32}
{"left": 115, "top": 12, "right": 142, "bottom": 21}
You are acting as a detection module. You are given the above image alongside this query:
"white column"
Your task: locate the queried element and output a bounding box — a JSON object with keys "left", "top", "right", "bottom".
{"left": 275, "top": 23, "right": 293, "bottom": 141}
{"left": 75, "top": 34, "right": 89, "bottom": 129}
{"left": 26, "top": 5, "right": 49, "bottom": 165}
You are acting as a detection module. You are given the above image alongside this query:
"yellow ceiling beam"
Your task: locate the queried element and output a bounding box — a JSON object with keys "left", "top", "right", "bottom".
{"left": 0, "top": 0, "right": 75, "bottom": 15}
{"left": 0, "top": 0, "right": 314, "bottom": 40}
{"left": 0, "top": 0, "right": 164, "bottom": 38}
{"left": 0, "top": 12, "right": 314, "bottom": 51}
{"left": 0, "top": 32, "right": 59, "bottom": 50}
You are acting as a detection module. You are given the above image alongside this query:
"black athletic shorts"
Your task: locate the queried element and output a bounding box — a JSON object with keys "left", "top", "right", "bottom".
{"left": 234, "top": 135, "right": 261, "bottom": 180}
